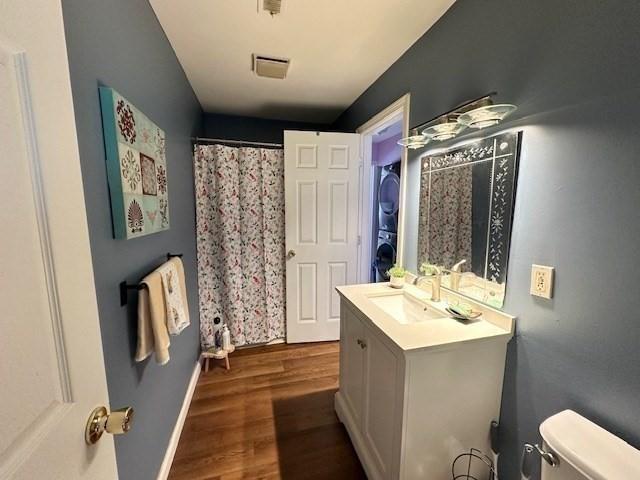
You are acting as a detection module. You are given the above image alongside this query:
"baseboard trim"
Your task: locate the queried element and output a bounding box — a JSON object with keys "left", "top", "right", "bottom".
{"left": 156, "top": 360, "right": 201, "bottom": 480}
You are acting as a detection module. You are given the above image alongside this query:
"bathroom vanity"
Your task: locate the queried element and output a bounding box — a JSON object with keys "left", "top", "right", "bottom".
{"left": 334, "top": 282, "right": 514, "bottom": 480}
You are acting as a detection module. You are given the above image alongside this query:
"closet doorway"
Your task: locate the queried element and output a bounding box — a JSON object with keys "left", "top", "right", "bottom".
{"left": 357, "top": 94, "right": 411, "bottom": 284}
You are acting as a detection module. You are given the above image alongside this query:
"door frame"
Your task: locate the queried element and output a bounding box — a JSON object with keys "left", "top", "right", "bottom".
{"left": 356, "top": 94, "right": 411, "bottom": 283}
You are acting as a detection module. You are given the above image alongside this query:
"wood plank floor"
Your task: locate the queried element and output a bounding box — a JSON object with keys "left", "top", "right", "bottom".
{"left": 168, "top": 342, "right": 366, "bottom": 480}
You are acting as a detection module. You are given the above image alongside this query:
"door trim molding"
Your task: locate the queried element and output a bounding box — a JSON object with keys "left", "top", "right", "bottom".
{"left": 156, "top": 360, "right": 202, "bottom": 480}
{"left": 356, "top": 93, "right": 411, "bottom": 282}
{"left": 0, "top": 47, "right": 76, "bottom": 479}
{"left": 12, "top": 48, "right": 73, "bottom": 402}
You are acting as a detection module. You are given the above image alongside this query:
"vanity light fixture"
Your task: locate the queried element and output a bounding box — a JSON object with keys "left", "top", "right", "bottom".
{"left": 397, "top": 93, "right": 517, "bottom": 149}
{"left": 397, "top": 132, "right": 428, "bottom": 149}
{"left": 421, "top": 115, "right": 467, "bottom": 141}
{"left": 457, "top": 104, "right": 517, "bottom": 129}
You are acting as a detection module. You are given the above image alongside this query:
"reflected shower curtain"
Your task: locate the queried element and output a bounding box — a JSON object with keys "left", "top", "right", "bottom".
{"left": 418, "top": 164, "right": 473, "bottom": 270}
{"left": 194, "top": 144, "right": 286, "bottom": 348}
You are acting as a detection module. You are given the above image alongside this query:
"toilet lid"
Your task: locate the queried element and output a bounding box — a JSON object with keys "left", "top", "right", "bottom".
{"left": 540, "top": 410, "right": 640, "bottom": 480}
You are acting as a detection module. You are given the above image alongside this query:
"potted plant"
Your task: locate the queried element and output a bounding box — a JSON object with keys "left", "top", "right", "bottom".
{"left": 387, "top": 264, "right": 407, "bottom": 289}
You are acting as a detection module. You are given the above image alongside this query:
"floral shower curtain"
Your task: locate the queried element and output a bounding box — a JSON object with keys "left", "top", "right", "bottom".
{"left": 418, "top": 163, "right": 473, "bottom": 270}
{"left": 194, "top": 144, "right": 286, "bottom": 348}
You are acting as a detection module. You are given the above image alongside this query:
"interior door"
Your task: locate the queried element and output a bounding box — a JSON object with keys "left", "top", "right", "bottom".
{"left": 0, "top": 2, "right": 118, "bottom": 478}
{"left": 284, "top": 131, "right": 361, "bottom": 343}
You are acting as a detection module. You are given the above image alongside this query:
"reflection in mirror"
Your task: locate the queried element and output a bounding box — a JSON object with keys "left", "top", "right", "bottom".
{"left": 416, "top": 132, "right": 521, "bottom": 308}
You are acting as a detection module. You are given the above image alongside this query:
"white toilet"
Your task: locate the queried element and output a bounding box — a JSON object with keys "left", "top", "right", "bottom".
{"left": 536, "top": 409, "right": 640, "bottom": 479}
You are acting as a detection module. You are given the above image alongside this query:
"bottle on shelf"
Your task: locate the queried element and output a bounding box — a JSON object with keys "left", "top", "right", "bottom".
{"left": 222, "top": 324, "right": 231, "bottom": 351}
{"left": 213, "top": 316, "right": 223, "bottom": 350}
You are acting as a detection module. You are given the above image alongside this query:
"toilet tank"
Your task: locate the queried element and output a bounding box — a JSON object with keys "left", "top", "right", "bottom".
{"left": 539, "top": 410, "right": 640, "bottom": 480}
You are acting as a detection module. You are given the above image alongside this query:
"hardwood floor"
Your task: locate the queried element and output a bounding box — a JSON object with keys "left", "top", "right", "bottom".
{"left": 168, "top": 342, "right": 366, "bottom": 480}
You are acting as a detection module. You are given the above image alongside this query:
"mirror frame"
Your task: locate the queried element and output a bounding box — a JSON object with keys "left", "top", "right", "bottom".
{"left": 415, "top": 131, "right": 522, "bottom": 308}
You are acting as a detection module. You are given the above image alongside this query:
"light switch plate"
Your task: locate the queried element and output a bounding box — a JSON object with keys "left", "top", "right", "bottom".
{"left": 530, "top": 264, "right": 554, "bottom": 298}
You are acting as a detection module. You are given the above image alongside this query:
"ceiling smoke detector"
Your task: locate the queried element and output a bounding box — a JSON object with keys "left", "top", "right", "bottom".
{"left": 262, "top": 0, "right": 282, "bottom": 15}
{"left": 253, "top": 54, "right": 290, "bottom": 79}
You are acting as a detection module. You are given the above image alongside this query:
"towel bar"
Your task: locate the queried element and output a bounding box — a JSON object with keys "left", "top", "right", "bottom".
{"left": 119, "top": 253, "right": 183, "bottom": 306}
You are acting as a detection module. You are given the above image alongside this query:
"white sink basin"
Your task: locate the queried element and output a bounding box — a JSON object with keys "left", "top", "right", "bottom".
{"left": 367, "top": 291, "right": 447, "bottom": 324}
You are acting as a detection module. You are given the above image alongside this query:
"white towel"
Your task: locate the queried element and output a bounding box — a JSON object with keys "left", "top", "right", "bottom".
{"left": 135, "top": 271, "right": 171, "bottom": 365}
{"left": 157, "top": 257, "right": 190, "bottom": 335}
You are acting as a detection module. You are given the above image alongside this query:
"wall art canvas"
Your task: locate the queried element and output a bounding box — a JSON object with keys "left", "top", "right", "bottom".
{"left": 99, "top": 87, "right": 170, "bottom": 239}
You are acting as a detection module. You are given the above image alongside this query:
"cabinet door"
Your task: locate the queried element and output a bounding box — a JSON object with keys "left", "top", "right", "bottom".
{"left": 340, "top": 306, "right": 366, "bottom": 425}
{"left": 363, "top": 329, "right": 399, "bottom": 477}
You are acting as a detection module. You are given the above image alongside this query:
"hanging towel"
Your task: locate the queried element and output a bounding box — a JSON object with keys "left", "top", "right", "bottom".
{"left": 157, "top": 257, "right": 190, "bottom": 335}
{"left": 135, "top": 271, "right": 171, "bottom": 365}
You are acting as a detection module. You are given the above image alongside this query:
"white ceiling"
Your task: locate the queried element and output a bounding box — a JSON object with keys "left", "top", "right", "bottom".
{"left": 150, "top": 0, "right": 455, "bottom": 123}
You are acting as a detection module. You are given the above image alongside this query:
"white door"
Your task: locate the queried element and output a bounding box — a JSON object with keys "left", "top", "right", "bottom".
{"left": 0, "top": 2, "right": 118, "bottom": 479}
{"left": 284, "top": 131, "right": 361, "bottom": 343}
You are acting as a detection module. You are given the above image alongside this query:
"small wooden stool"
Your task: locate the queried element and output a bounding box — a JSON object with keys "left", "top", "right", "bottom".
{"left": 202, "top": 345, "right": 235, "bottom": 372}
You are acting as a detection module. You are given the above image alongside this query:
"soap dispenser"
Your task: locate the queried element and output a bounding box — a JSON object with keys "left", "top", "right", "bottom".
{"left": 222, "top": 324, "right": 231, "bottom": 351}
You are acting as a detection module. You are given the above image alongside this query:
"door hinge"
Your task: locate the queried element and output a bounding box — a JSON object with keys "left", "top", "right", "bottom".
{"left": 357, "top": 235, "right": 362, "bottom": 246}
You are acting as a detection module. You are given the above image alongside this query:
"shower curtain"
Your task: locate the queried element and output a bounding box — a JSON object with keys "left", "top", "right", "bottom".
{"left": 194, "top": 144, "right": 286, "bottom": 348}
{"left": 418, "top": 164, "right": 473, "bottom": 270}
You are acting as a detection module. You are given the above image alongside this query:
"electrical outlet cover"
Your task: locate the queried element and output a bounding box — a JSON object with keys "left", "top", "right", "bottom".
{"left": 530, "top": 264, "right": 554, "bottom": 299}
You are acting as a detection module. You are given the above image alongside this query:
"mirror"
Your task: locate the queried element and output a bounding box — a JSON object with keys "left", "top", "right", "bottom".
{"left": 416, "top": 131, "right": 521, "bottom": 308}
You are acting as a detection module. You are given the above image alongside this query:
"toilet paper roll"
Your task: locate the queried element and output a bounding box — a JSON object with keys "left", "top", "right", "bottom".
{"left": 106, "top": 407, "right": 134, "bottom": 435}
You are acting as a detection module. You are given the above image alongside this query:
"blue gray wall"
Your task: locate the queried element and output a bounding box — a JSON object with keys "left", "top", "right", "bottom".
{"left": 333, "top": 1, "right": 640, "bottom": 477}
{"left": 202, "top": 112, "right": 328, "bottom": 144}
{"left": 62, "top": 1, "right": 202, "bottom": 478}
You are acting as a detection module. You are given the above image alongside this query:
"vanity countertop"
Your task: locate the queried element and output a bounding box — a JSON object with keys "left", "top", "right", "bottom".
{"left": 336, "top": 282, "right": 515, "bottom": 353}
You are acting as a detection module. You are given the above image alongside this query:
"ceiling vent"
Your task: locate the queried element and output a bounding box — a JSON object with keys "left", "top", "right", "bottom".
{"left": 262, "top": 0, "right": 282, "bottom": 15}
{"left": 253, "top": 54, "right": 290, "bottom": 79}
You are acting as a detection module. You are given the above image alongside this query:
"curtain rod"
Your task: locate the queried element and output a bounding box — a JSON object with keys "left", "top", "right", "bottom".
{"left": 192, "top": 136, "right": 283, "bottom": 148}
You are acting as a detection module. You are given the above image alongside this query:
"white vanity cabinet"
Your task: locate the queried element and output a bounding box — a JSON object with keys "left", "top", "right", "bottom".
{"left": 335, "top": 290, "right": 512, "bottom": 480}
{"left": 339, "top": 306, "right": 366, "bottom": 425}
{"left": 338, "top": 302, "right": 404, "bottom": 478}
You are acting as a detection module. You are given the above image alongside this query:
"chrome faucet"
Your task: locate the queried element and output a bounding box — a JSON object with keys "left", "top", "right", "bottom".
{"left": 449, "top": 259, "right": 467, "bottom": 291}
{"left": 412, "top": 275, "right": 428, "bottom": 286}
{"left": 413, "top": 274, "right": 441, "bottom": 302}
{"left": 452, "top": 259, "right": 466, "bottom": 272}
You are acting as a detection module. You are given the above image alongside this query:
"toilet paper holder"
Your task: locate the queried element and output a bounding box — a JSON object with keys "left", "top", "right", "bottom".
{"left": 85, "top": 406, "right": 134, "bottom": 445}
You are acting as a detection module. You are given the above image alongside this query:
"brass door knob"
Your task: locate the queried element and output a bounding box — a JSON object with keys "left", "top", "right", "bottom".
{"left": 286, "top": 249, "right": 296, "bottom": 259}
{"left": 85, "top": 406, "right": 134, "bottom": 445}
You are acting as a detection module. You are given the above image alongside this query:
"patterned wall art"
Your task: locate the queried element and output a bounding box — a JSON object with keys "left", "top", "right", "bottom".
{"left": 99, "top": 87, "right": 170, "bottom": 239}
